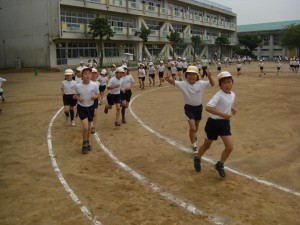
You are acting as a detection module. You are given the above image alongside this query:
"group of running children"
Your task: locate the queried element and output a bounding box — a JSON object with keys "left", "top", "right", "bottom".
{"left": 61, "top": 58, "right": 236, "bottom": 178}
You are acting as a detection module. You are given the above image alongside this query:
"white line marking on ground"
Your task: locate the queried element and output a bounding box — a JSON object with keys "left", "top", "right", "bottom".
{"left": 129, "top": 88, "right": 300, "bottom": 197}
{"left": 47, "top": 107, "right": 102, "bottom": 225}
{"left": 93, "top": 132, "right": 224, "bottom": 225}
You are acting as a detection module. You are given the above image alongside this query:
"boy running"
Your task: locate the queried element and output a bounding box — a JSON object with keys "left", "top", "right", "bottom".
{"left": 104, "top": 67, "right": 125, "bottom": 126}
{"left": 164, "top": 66, "right": 214, "bottom": 153}
{"left": 120, "top": 66, "right": 134, "bottom": 124}
{"left": 194, "top": 71, "right": 236, "bottom": 178}
{"left": 74, "top": 67, "right": 99, "bottom": 154}
{"left": 61, "top": 69, "right": 77, "bottom": 126}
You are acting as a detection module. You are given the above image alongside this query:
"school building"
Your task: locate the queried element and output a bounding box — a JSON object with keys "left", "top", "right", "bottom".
{"left": 237, "top": 20, "right": 300, "bottom": 60}
{"left": 0, "top": 0, "right": 236, "bottom": 69}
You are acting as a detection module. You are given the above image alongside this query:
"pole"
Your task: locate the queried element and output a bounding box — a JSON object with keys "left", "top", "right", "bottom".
{"left": 3, "top": 40, "right": 6, "bottom": 69}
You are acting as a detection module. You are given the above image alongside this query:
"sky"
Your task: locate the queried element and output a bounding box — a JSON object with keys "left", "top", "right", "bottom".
{"left": 210, "top": 0, "right": 300, "bottom": 25}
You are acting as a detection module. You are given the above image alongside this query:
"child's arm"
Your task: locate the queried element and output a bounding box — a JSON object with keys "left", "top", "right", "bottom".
{"left": 164, "top": 70, "right": 175, "bottom": 85}
{"left": 205, "top": 106, "right": 231, "bottom": 119}
{"left": 206, "top": 69, "right": 215, "bottom": 87}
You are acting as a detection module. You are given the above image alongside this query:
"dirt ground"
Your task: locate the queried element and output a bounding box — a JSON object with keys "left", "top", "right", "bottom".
{"left": 0, "top": 61, "right": 299, "bottom": 225}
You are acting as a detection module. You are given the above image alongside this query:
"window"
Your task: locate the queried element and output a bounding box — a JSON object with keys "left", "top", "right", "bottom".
{"left": 262, "top": 36, "right": 270, "bottom": 46}
{"left": 104, "top": 43, "right": 119, "bottom": 57}
{"left": 172, "top": 23, "right": 184, "bottom": 32}
{"left": 191, "top": 26, "right": 204, "bottom": 35}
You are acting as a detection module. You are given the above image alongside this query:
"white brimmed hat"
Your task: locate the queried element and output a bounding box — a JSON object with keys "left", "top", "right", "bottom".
{"left": 64, "top": 69, "right": 74, "bottom": 75}
{"left": 76, "top": 67, "right": 82, "bottom": 72}
{"left": 92, "top": 68, "right": 98, "bottom": 73}
{"left": 159, "top": 60, "right": 163, "bottom": 63}
{"left": 115, "top": 67, "right": 125, "bottom": 73}
{"left": 217, "top": 71, "right": 232, "bottom": 81}
{"left": 186, "top": 66, "right": 199, "bottom": 75}
{"left": 148, "top": 62, "right": 154, "bottom": 66}
{"left": 100, "top": 69, "right": 107, "bottom": 75}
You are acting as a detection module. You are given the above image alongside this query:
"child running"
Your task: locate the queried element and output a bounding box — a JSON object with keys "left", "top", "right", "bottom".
{"left": 90, "top": 68, "right": 100, "bottom": 134}
{"left": 104, "top": 67, "right": 125, "bottom": 126}
{"left": 276, "top": 60, "right": 282, "bottom": 75}
{"left": 259, "top": 60, "right": 266, "bottom": 76}
{"left": 74, "top": 67, "right": 99, "bottom": 154}
{"left": 0, "top": 76, "right": 7, "bottom": 103}
{"left": 97, "top": 69, "right": 108, "bottom": 105}
{"left": 138, "top": 64, "right": 146, "bottom": 90}
{"left": 164, "top": 66, "right": 215, "bottom": 153}
{"left": 157, "top": 60, "right": 165, "bottom": 86}
{"left": 120, "top": 65, "right": 134, "bottom": 124}
{"left": 61, "top": 69, "right": 77, "bottom": 126}
{"left": 194, "top": 71, "right": 236, "bottom": 178}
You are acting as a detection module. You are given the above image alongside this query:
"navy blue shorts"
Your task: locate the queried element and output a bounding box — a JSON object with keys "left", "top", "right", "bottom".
{"left": 205, "top": 117, "right": 231, "bottom": 140}
{"left": 99, "top": 85, "right": 106, "bottom": 92}
{"left": 184, "top": 104, "right": 203, "bottom": 121}
{"left": 158, "top": 71, "right": 164, "bottom": 78}
{"left": 120, "top": 90, "right": 132, "bottom": 102}
{"left": 63, "top": 94, "right": 77, "bottom": 106}
{"left": 139, "top": 77, "right": 145, "bottom": 81}
{"left": 107, "top": 93, "right": 121, "bottom": 105}
{"left": 77, "top": 104, "right": 94, "bottom": 122}
{"left": 93, "top": 99, "right": 98, "bottom": 109}
{"left": 149, "top": 74, "right": 155, "bottom": 79}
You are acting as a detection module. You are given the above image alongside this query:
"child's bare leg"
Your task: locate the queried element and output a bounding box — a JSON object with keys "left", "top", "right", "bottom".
{"left": 219, "top": 135, "right": 233, "bottom": 163}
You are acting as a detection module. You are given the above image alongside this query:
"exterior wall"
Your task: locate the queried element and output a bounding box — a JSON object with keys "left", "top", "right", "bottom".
{"left": 0, "top": 0, "right": 60, "bottom": 69}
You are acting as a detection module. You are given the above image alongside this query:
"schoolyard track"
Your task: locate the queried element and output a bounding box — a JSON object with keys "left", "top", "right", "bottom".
{"left": 47, "top": 85, "right": 299, "bottom": 225}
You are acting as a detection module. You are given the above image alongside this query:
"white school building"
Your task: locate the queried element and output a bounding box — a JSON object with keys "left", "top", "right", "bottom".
{"left": 0, "top": 0, "right": 237, "bottom": 69}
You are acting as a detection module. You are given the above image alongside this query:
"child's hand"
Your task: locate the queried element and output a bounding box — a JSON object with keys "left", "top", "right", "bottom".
{"left": 231, "top": 108, "right": 237, "bottom": 115}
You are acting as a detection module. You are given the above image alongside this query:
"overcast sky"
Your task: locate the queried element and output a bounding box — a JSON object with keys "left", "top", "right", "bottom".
{"left": 211, "top": 0, "right": 300, "bottom": 25}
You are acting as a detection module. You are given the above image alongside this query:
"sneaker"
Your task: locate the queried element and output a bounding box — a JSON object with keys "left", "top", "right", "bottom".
{"left": 86, "top": 141, "right": 92, "bottom": 151}
{"left": 104, "top": 106, "right": 108, "bottom": 114}
{"left": 115, "top": 121, "right": 121, "bottom": 126}
{"left": 71, "top": 120, "right": 75, "bottom": 126}
{"left": 91, "top": 127, "right": 95, "bottom": 134}
{"left": 121, "top": 119, "right": 126, "bottom": 124}
{"left": 194, "top": 156, "right": 201, "bottom": 172}
{"left": 214, "top": 162, "right": 226, "bottom": 178}
{"left": 82, "top": 143, "right": 88, "bottom": 154}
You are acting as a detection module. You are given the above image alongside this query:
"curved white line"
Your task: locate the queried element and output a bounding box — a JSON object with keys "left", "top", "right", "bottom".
{"left": 129, "top": 88, "right": 300, "bottom": 197}
{"left": 47, "top": 107, "right": 102, "bottom": 225}
{"left": 93, "top": 132, "right": 224, "bottom": 225}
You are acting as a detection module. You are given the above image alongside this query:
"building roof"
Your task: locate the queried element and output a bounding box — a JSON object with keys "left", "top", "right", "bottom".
{"left": 237, "top": 20, "right": 300, "bottom": 33}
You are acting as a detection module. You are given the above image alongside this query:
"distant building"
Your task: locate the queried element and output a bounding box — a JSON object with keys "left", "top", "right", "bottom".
{"left": 237, "top": 20, "right": 300, "bottom": 60}
{"left": 0, "top": 0, "right": 236, "bottom": 69}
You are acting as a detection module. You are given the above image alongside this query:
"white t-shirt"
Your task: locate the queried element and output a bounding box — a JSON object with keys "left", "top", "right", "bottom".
{"left": 175, "top": 80, "right": 211, "bottom": 106}
{"left": 74, "top": 81, "right": 99, "bottom": 107}
{"left": 171, "top": 66, "right": 177, "bottom": 74}
{"left": 121, "top": 75, "right": 134, "bottom": 89}
{"left": 182, "top": 62, "right": 188, "bottom": 69}
{"left": 157, "top": 65, "right": 165, "bottom": 72}
{"left": 97, "top": 75, "right": 108, "bottom": 86}
{"left": 0, "top": 77, "right": 7, "bottom": 92}
{"left": 109, "top": 70, "right": 115, "bottom": 78}
{"left": 107, "top": 77, "right": 122, "bottom": 94}
{"left": 148, "top": 66, "right": 156, "bottom": 74}
{"left": 207, "top": 90, "right": 235, "bottom": 119}
{"left": 138, "top": 68, "right": 146, "bottom": 78}
{"left": 61, "top": 80, "right": 77, "bottom": 95}
{"left": 75, "top": 76, "right": 82, "bottom": 83}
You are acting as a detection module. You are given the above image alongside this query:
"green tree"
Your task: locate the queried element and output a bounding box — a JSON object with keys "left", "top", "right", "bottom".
{"left": 280, "top": 24, "right": 300, "bottom": 54}
{"left": 191, "top": 35, "right": 202, "bottom": 62}
{"left": 238, "top": 34, "right": 262, "bottom": 56}
{"left": 134, "top": 26, "right": 151, "bottom": 60}
{"left": 167, "top": 31, "right": 182, "bottom": 59}
{"left": 214, "top": 36, "right": 230, "bottom": 60}
{"left": 89, "top": 16, "right": 114, "bottom": 67}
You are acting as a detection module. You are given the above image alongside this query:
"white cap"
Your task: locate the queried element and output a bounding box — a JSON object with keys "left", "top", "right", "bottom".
{"left": 100, "top": 69, "right": 107, "bottom": 75}
{"left": 115, "top": 67, "right": 125, "bottom": 73}
{"left": 80, "top": 61, "right": 84, "bottom": 64}
{"left": 76, "top": 67, "right": 82, "bottom": 72}
{"left": 182, "top": 58, "right": 186, "bottom": 61}
{"left": 122, "top": 65, "right": 128, "bottom": 69}
{"left": 148, "top": 62, "right": 154, "bottom": 66}
{"left": 217, "top": 71, "right": 232, "bottom": 81}
{"left": 159, "top": 60, "right": 163, "bottom": 63}
{"left": 64, "top": 69, "right": 74, "bottom": 75}
{"left": 92, "top": 68, "right": 98, "bottom": 73}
